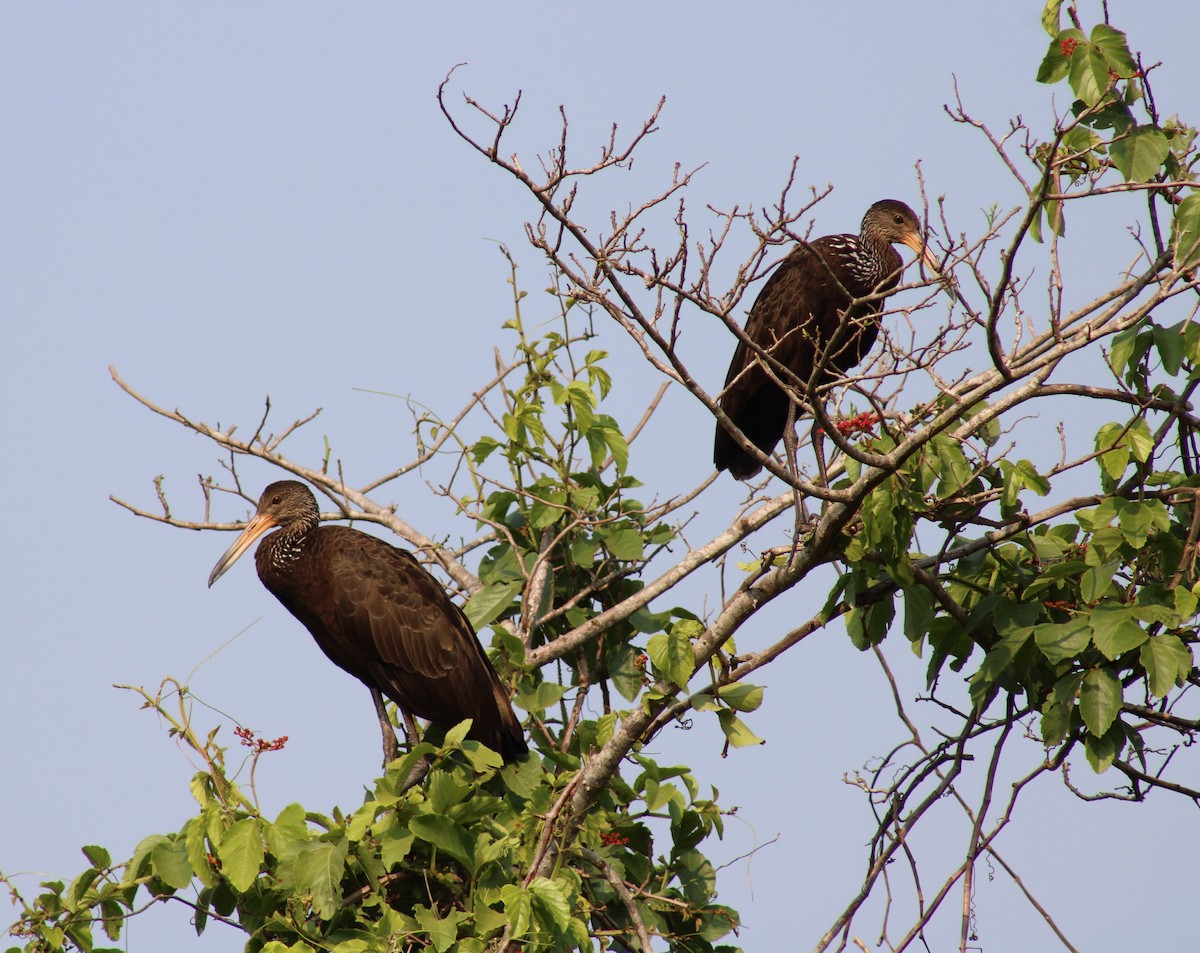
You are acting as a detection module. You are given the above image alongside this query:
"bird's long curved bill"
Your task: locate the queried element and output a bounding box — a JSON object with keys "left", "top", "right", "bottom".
{"left": 901, "top": 232, "right": 942, "bottom": 278}
{"left": 207, "top": 512, "right": 279, "bottom": 588}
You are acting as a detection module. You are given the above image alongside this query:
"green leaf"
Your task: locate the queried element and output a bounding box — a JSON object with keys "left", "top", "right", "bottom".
{"left": 647, "top": 622, "right": 696, "bottom": 690}
{"left": 381, "top": 829, "right": 414, "bottom": 868}
{"left": 716, "top": 709, "right": 765, "bottom": 748}
{"left": 1079, "top": 668, "right": 1121, "bottom": 736}
{"left": 501, "top": 884, "right": 533, "bottom": 939}
{"left": 860, "top": 482, "right": 894, "bottom": 550}
{"left": 1033, "top": 618, "right": 1091, "bottom": 665}
{"left": 1090, "top": 23, "right": 1137, "bottom": 75}
{"left": 718, "top": 682, "right": 764, "bottom": 712}
{"left": 999, "top": 459, "right": 1051, "bottom": 512}
{"left": 607, "top": 643, "right": 648, "bottom": 702}
{"left": 1172, "top": 193, "right": 1200, "bottom": 269}
{"left": 1095, "top": 422, "right": 1130, "bottom": 481}
{"left": 151, "top": 838, "right": 193, "bottom": 891}
{"left": 1087, "top": 99, "right": 1136, "bottom": 134}
{"left": 1041, "top": 0, "right": 1065, "bottom": 37}
{"left": 82, "top": 845, "right": 112, "bottom": 869}
{"left": 514, "top": 679, "right": 568, "bottom": 715}
{"left": 463, "top": 581, "right": 521, "bottom": 629}
{"left": 1089, "top": 605, "right": 1147, "bottom": 659}
{"left": 934, "top": 436, "right": 972, "bottom": 493}
{"left": 1051, "top": 671, "right": 1085, "bottom": 708}
{"left": 410, "top": 815, "right": 477, "bottom": 874}
{"left": 473, "top": 894, "right": 509, "bottom": 937}
{"left": 846, "top": 597, "right": 895, "bottom": 650}
{"left": 1129, "top": 419, "right": 1156, "bottom": 463}
{"left": 331, "top": 941, "right": 375, "bottom": 953}
{"left": 1084, "top": 722, "right": 1125, "bottom": 773}
{"left": 1062, "top": 124, "right": 1102, "bottom": 160}
{"left": 1036, "top": 28, "right": 1084, "bottom": 85}
{"left": 265, "top": 803, "right": 309, "bottom": 869}
{"left": 1107, "top": 326, "right": 1140, "bottom": 376}
{"left": 1152, "top": 326, "right": 1185, "bottom": 377}
{"left": 1068, "top": 44, "right": 1112, "bottom": 106}
{"left": 126, "top": 833, "right": 167, "bottom": 883}
{"left": 1174, "top": 585, "right": 1198, "bottom": 619}
{"left": 440, "top": 718, "right": 473, "bottom": 753}
{"left": 1140, "top": 634, "right": 1192, "bottom": 697}
{"left": 291, "top": 838, "right": 349, "bottom": 921}
{"left": 1110, "top": 126, "right": 1170, "bottom": 183}
{"left": 425, "top": 767, "right": 468, "bottom": 815}
{"left": 528, "top": 493, "right": 566, "bottom": 530}
{"left": 569, "top": 534, "right": 599, "bottom": 568}
{"left": 219, "top": 819, "right": 264, "bottom": 893}
{"left": 903, "top": 584, "right": 935, "bottom": 644}
{"left": 604, "top": 526, "right": 644, "bottom": 561}
{"left": 1080, "top": 560, "right": 1119, "bottom": 602}
{"left": 588, "top": 414, "right": 629, "bottom": 473}
{"left": 414, "top": 905, "right": 469, "bottom": 953}
{"left": 528, "top": 877, "right": 572, "bottom": 934}
{"left": 555, "top": 380, "right": 595, "bottom": 432}
{"left": 1028, "top": 534, "right": 1067, "bottom": 561}
{"left": 184, "top": 815, "right": 216, "bottom": 888}
{"left": 1041, "top": 181, "right": 1065, "bottom": 238}
{"left": 470, "top": 436, "right": 502, "bottom": 465}
{"left": 1040, "top": 702, "right": 1070, "bottom": 747}
{"left": 1029, "top": 200, "right": 1046, "bottom": 245}
{"left": 1117, "top": 499, "right": 1156, "bottom": 548}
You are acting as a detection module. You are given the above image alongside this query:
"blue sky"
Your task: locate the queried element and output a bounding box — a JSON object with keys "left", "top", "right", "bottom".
{"left": 4, "top": 3, "right": 1198, "bottom": 950}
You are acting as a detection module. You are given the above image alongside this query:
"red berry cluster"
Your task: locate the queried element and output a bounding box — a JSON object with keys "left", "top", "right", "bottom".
{"left": 1061, "top": 37, "right": 1078, "bottom": 56}
{"left": 600, "top": 831, "right": 630, "bottom": 847}
{"left": 836, "top": 412, "right": 881, "bottom": 437}
{"left": 234, "top": 725, "right": 289, "bottom": 752}
{"left": 633, "top": 652, "right": 648, "bottom": 671}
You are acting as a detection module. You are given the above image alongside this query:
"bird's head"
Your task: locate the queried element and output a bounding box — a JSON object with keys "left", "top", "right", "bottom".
{"left": 863, "top": 199, "right": 942, "bottom": 278}
{"left": 207, "top": 481, "right": 320, "bottom": 587}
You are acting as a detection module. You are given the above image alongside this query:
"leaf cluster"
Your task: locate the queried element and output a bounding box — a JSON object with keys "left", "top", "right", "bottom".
{"left": 1030, "top": 6, "right": 1200, "bottom": 248}
{"left": 5, "top": 717, "right": 737, "bottom": 953}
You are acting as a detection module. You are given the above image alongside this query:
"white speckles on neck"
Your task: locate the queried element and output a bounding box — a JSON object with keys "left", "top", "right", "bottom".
{"left": 269, "top": 530, "right": 306, "bottom": 572}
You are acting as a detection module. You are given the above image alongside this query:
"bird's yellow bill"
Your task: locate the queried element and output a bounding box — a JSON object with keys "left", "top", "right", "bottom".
{"left": 901, "top": 232, "right": 942, "bottom": 277}
{"left": 207, "top": 512, "right": 280, "bottom": 587}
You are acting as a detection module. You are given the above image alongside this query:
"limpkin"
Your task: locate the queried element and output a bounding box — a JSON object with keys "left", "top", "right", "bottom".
{"left": 207, "top": 480, "right": 528, "bottom": 765}
{"left": 713, "top": 199, "right": 940, "bottom": 480}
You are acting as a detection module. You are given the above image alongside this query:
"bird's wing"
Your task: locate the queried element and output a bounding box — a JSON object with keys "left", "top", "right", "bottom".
{"left": 322, "top": 530, "right": 476, "bottom": 675}
{"left": 723, "top": 245, "right": 841, "bottom": 400}
{"left": 318, "top": 529, "right": 499, "bottom": 722}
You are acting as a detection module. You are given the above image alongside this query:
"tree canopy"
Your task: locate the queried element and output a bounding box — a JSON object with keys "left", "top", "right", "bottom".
{"left": 5, "top": 3, "right": 1200, "bottom": 952}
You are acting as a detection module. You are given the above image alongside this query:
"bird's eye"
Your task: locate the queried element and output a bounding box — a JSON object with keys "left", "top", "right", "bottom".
{"left": 894, "top": 214, "right": 904, "bottom": 225}
{"left": 272, "top": 496, "right": 282, "bottom": 505}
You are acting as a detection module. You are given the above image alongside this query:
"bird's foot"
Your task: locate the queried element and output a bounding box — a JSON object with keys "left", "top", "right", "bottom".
{"left": 399, "top": 754, "right": 432, "bottom": 793}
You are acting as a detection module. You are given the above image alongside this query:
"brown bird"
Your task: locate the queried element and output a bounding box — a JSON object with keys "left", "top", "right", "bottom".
{"left": 208, "top": 480, "right": 527, "bottom": 764}
{"left": 714, "top": 199, "right": 940, "bottom": 479}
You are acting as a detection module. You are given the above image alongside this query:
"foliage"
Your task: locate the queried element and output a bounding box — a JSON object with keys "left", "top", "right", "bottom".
{"left": 5, "top": 299, "right": 740, "bottom": 953}
{"left": 7, "top": 3, "right": 1200, "bottom": 952}
{"left": 5, "top": 691, "right": 733, "bottom": 953}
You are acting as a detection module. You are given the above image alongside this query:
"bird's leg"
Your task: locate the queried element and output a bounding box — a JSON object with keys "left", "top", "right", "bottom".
{"left": 398, "top": 708, "right": 421, "bottom": 750}
{"left": 371, "top": 688, "right": 401, "bottom": 766}
{"left": 812, "top": 419, "right": 829, "bottom": 489}
{"left": 371, "top": 691, "right": 432, "bottom": 788}
{"left": 783, "top": 397, "right": 800, "bottom": 483}
{"left": 399, "top": 754, "right": 432, "bottom": 793}
{"left": 783, "top": 400, "right": 808, "bottom": 567}
{"left": 394, "top": 708, "right": 432, "bottom": 792}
